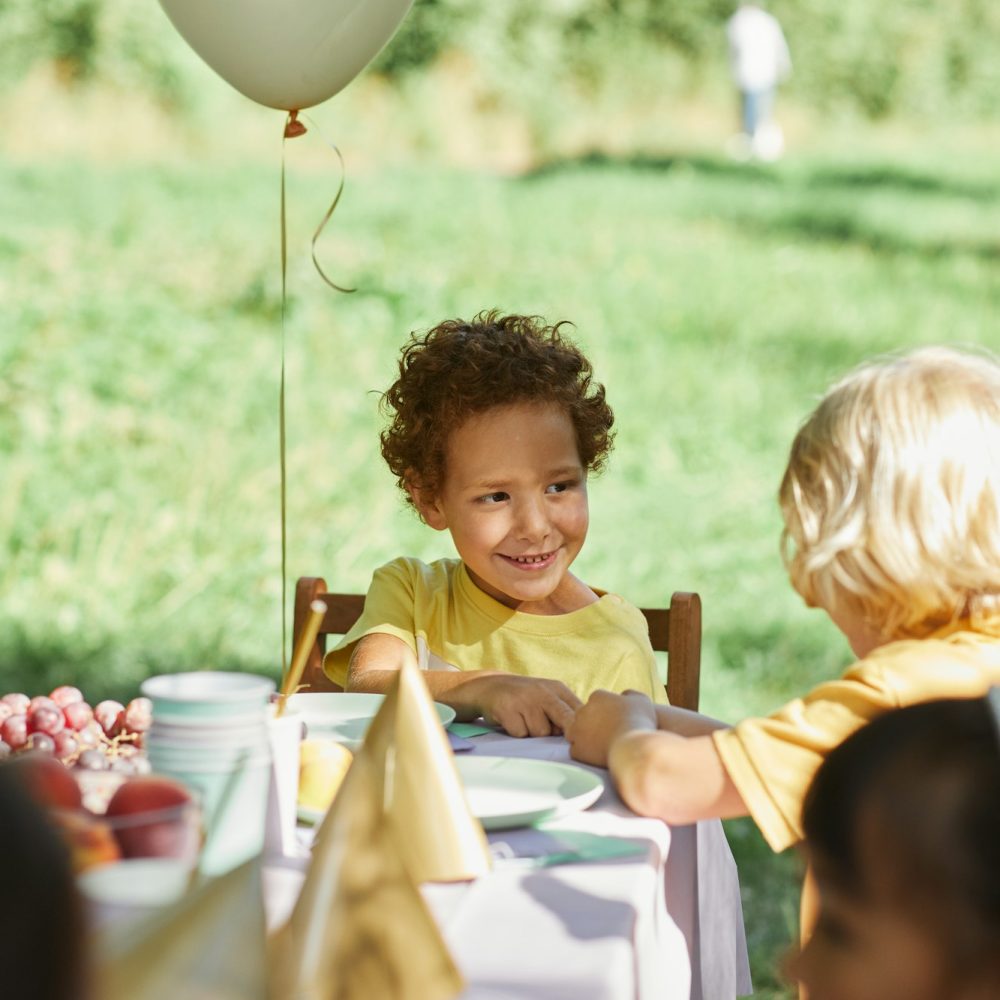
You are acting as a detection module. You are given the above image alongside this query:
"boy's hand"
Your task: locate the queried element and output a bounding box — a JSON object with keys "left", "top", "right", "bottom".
{"left": 566, "top": 690, "right": 658, "bottom": 768}
{"left": 462, "top": 675, "right": 582, "bottom": 738}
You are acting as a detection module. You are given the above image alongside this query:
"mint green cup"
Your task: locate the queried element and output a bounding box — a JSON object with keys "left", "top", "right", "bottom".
{"left": 141, "top": 671, "right": 275, "bottom": 722}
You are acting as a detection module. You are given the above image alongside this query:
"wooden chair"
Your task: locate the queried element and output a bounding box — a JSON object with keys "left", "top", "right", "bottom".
{"left": 293, "top": 576, "right": 701, "bottom": 710}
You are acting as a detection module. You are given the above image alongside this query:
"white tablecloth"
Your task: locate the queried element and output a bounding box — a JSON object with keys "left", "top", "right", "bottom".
{"left": 266, "top": 732, "right": 752, "bottom": 1000}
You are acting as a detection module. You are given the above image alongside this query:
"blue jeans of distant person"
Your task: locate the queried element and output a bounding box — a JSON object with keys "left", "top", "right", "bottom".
{"left": 741, "top": 87, "right": 774, "bottom": 138}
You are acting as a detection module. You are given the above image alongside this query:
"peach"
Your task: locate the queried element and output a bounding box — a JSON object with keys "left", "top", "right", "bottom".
{"left": 105, "top": 775, "right": 200, "bottom": 861}
{"left": 7, "top": 752, "right": 83, "bottom": 811}
{"left": 51, "top": 808, "right": 122, "bottom": 873}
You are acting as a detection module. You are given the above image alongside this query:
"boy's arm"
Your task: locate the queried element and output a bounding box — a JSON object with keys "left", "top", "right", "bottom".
{"left": 566, "top": 691, "right": 728, "bottom": 760}
{"left": 348, "top": 633, "right": 581, "bottom": 738}
{"left": 609, "top": 730, "right": 747, "bottom": 825}
{"left": 567, "top": 690, "right": 747, "bottom": 825}
{"left": 653, "top": 704, "right": 730, "bottom": 737}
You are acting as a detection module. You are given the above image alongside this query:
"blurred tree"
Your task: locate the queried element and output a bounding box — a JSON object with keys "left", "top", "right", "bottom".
{"left": 0, "top": 0, "right": 998, "bottom": 121}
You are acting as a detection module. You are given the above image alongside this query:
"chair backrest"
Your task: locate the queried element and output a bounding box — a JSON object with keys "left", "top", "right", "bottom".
{"left": 293, "top": 576, "right": 701, "bottom": 711}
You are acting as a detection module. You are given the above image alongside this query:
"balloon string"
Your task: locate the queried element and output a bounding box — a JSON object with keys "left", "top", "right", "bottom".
{"left": 277, "top": 113, "right": 297, "bottom": 686}
{"left": 301, "top": 111, "right": 356, "bottom": 294}
{"left": 277, "top": 109, "right": 353, "bottom": 683}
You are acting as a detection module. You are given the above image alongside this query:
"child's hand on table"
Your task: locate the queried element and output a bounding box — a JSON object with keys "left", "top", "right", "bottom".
{"left": 348, "top": 633, "right": 580, "bottom": 737}
{"left": 458, "top": 675, "right": 581, "bottom": 738}
{"left": 566, "top": 690, "right": 658, "bottom": 768}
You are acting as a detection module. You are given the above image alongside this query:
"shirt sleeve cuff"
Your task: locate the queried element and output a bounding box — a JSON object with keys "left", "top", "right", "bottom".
{"left": 712, "top": 726, "right": 800, "bottom": 853}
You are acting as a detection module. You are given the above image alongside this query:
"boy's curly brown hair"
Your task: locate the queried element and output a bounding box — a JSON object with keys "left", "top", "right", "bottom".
{"left": 380, "top": 310, "right": 615, "bottom": 508}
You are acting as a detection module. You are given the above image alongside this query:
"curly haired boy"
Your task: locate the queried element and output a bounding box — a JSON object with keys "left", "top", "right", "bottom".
{"left": 324, "top": 311, "right": 666, "bottom": 737}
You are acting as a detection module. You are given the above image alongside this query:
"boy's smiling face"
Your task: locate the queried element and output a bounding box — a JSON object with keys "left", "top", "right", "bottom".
{"left": 412, "top": 402, "right": 593, "bottom": 614}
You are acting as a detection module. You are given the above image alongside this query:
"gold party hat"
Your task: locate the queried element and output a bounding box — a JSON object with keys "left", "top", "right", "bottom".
{"left": 268, "top": 750, "right": 463, "bottom": 1000}
{"left": 365, "top": 658, "right": 492, "bottom": 884}
{"left": 94, "top": 858, "right": 268, "bottom": 1000}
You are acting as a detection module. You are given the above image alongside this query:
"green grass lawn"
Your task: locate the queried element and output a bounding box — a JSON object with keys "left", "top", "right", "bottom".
{"left": 3, "top": 132, "right": 999, "bottom": 995}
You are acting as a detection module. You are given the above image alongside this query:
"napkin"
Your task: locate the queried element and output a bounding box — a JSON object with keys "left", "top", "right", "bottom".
{"left": 489, "top": 829, "right": 647, "bottom": 869}
{"left": 365, "top": 658, "right": 492, "bottom": 884}
{"left": 446, "top": 731, "right": 476, "bottom": 752}
{"left": 93, "top": 858, "right": 268, "bottom": 1000}
{"left": 268, "top": 750, "right": 463, "bottom": 1000}
{"left": 446, "top": 721, "right": 495, "bottom": 738}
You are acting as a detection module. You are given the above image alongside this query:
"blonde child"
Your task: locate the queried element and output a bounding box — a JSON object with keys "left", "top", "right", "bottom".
{"left": 790, "top": 694, "right": 1000, "bottom": 1000}
{"left": 325, "top": 311, "right": 666, "bottom": 737}
{"left": 567, "top": 345, "right": 1000, "bottom": 852}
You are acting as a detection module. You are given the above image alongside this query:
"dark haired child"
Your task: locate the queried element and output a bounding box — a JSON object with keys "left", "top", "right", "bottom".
{"left": 0, "top": 761, "right": 89, "bottom": 1000}
{"left": 324, "top": 311, "right": 666, "bottom": 737}
{"left": 791, "top": 695, "right": 1000, "bottom": 1000}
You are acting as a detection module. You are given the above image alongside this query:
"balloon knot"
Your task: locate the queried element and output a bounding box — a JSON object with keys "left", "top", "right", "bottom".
{"left": 284, "top": 111, "right": 307, "bottom": 139}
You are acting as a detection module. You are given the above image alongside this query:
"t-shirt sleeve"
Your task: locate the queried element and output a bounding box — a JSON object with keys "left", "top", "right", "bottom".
{"left": 712, "top": 662, "right": 900, "bottom": 852}
{"left": 323, "top": 559, "right": 419, "bottom": 687}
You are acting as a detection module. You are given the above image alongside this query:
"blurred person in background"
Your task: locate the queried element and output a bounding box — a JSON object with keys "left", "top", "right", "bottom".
{"left": 726, "top": 1, "right": 792, "bottom": 161}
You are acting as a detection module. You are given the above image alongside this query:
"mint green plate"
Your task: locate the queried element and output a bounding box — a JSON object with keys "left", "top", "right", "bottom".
{"left": 455, "top": 756, "right": 605, "bottom": 830}
{"left": 286, "top": 692, "right": 456, "bottom": 750}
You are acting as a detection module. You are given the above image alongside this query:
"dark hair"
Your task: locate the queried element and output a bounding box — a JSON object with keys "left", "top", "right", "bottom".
{"left": 380, "top": 310, "right": 615, "bottom": 508}
{"left": 802, "top": 698, "right": 1000, "bottom": 973}
{"left": 0, "top": 761, "right": 90, "bottom": 1000}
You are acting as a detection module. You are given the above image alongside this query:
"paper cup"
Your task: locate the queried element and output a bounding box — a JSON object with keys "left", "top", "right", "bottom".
{"left": 263, "top": 706, "right": 304, "bottom": 859}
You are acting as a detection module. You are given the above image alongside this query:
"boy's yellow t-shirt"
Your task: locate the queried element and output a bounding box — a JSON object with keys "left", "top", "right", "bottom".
{"left": 324, "top": 556, "right": 668, "bottom": 705}
{"left": 713, "top": 618, "right": 1000, "bottom": 853}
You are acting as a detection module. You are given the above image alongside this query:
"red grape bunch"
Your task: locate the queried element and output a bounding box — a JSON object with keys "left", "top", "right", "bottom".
{"left": 0, "top": 686, "right": 151, "bottom": 775}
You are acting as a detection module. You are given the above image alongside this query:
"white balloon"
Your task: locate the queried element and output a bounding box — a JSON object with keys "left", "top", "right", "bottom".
{"left": 158, "top": 0, "right": 415, "bottom": 111}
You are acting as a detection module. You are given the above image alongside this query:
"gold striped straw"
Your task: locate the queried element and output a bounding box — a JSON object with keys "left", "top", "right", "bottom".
{"left": 276, "top": 599, "right": 327, "bottom": 717}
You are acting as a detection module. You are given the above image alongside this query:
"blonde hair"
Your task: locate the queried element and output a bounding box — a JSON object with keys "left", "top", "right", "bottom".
{"left": 780, "top": 346, "right": 1000, "bottom": 639}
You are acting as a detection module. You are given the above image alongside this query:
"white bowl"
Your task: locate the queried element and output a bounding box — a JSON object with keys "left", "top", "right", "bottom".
{"left": 285, "top": 692, "right": 456, "bottom": 749}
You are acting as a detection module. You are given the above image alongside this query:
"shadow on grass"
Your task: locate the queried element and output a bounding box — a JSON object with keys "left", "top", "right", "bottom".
{"left": 804, "top": 163, "right": 999, "bottom": 203}
{"left": 523, "top": 150, "right": 1000, "bottom": 263}
{"left": 524, "top": 149, "right": 783, "bottom": 185}
{"left": 524, "top": 149, "right": 1000, "bottom": 202}
{"left": 738, "top": 208, "right": 1000, "bottom": 264}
